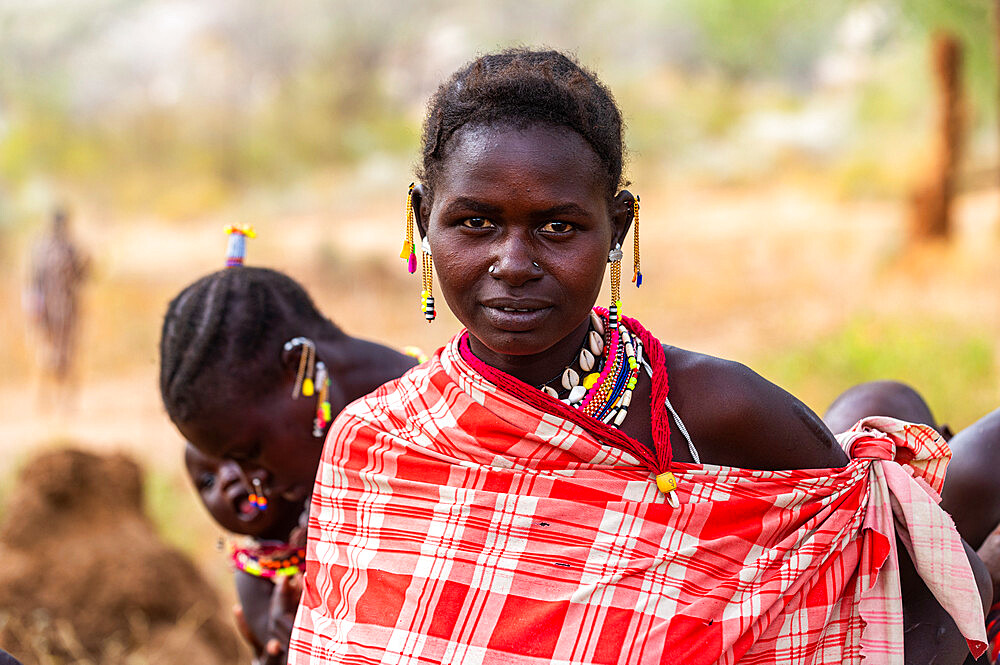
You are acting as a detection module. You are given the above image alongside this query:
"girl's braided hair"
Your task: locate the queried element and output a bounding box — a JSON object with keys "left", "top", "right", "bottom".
{"left": 159, "top": 267, "right": 340, "bottom": 424}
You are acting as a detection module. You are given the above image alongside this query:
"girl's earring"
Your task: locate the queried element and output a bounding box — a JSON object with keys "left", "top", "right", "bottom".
{"left": 249, "top": 477, "right": 268, "bottom": 511}
{"left": 631, "top": 196, "right": 642, "bottom": 288}
{"left": 312, "top": 361, "right": 332, "bottom": 438}
{"left": 400, "top": 183, "right": 417, "bottom": 274}
{"left": 284, "top": 337, "right": 317, "bottom": 398}
{"left": 421, "top": 237, "right": 436, "bottom": 322}
{"left": 608, "top": 243, "right": 623, "bottom": 325}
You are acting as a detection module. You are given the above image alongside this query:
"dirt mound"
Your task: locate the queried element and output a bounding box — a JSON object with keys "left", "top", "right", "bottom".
{"left": 0, "top": 448, "right": 241, "bottom": 664}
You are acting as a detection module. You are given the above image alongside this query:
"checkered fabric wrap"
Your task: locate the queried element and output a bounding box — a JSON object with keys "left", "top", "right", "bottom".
{"left": 289, "top": 335, "right": 986, "bottom": 665}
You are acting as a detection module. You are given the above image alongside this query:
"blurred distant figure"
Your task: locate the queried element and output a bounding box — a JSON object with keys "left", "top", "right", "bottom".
{"left": 25, "top": 207, "right": 90, "bottom": 395}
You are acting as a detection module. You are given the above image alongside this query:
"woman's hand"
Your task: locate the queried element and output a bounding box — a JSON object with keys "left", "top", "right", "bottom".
{"left": 289, "top": 494, "right": 312, "bottom": 549}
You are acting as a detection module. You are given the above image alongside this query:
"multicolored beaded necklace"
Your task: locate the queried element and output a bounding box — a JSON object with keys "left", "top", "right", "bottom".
{"left": 230, "top": 540, "right": 306, "bottom": 578}
{"left": 538, "top": 309, "right": 643, "bottom": 427}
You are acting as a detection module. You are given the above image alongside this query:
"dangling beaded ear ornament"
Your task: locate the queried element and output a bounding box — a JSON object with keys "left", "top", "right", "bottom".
{"left": 608, "top": 243, "right": 623, "bottom": 326}
{"left": 631, "top": 196, "right": 642, "bottom": 288}
{"left": 312, "top": 361, "right": 332, "bottom": 438}
{"left": 249, "top": 478, "right": 268, "bottom": 511}
{"left": 400, "top": 183, "right": 417, "bottom": 274}
{"left": 420, "top": 236, "right": 436, "bottom": 322}
{"left": 224, "top": 225, "right": 256, "bottom": 268}
{"left": 284, "top": 337, "right": 317, "bottom": 399}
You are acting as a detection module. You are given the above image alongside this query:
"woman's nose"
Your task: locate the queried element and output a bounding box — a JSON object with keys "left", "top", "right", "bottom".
{"left": 490, "top": 233, "right": 542, "bottom": 286}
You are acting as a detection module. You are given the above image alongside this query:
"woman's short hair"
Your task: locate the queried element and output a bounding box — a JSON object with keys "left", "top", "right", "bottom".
{"left": 419, "top": 48, "right": 625, "bottom": 201}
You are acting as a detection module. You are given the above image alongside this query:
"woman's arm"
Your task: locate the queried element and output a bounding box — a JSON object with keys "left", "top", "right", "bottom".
{"left": 234, "top": 570, "right": 273, "bottom": 655}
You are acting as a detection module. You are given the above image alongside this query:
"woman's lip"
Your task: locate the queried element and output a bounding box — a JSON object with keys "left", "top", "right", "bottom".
{"left": 480, "top": 304, "right": 553, "bottom": 331}
{"left": 481, "top": 298, "right": 551, "bottom": 309}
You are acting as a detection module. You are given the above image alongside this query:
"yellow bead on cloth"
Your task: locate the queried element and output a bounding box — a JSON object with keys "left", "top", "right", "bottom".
{"left": 302, "top": 377, "right": 315, "bottom": 398}
{"left": 655, "top": 471, "right": 677, "bottom": 494}
{"left": 582, "top": 372, "right": 601, "bottom": 390}
{"left": 656, "top": 471, "right": 680, "bottom": 507}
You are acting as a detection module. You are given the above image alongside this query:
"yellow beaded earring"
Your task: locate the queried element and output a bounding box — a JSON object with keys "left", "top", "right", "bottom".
{"left": 631, "top": 196, "right": 642, "bottom": 288}
{"left": 421, "top": 237, "right": 436, "bottom": 322}
{"left": 285, "top": 337, "right": 317, "bottom": 398}
{"left": 400, "top": 183, "right": 417, "bottom": 274}
{"left": 400, "top": 182, "right": 434, "bottom": 322}
{"left": 608, "top": 243, "right": 622, "bottom": 325}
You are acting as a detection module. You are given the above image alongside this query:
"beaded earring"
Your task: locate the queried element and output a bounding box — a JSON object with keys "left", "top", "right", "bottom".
{"left": 421, "top": 236, "right": 436, "bottom": 322}
{"left": 312, "top": 361, "right": 332, "bottom": 438}
{"left": 224, "top": 224, "right": 256, "bottom": 267}
{"left": 400, "top": 182, "right": 434, "bottom": 322}
{"left": 608, "top": 243, "right": 623, "bottom": 325}
{"left": 249, "top": 477, "right": 268, "bottom": 511}
{"left": 631, "top": 196, "right": 642, "bottom": 288}
{"left": 285, "top": 337, "right": 317, "bottom": 399}
{"left": 400, "top": 183, "right": 417, "bottom": 274}
{"left": 283, "top": 336, "right": 332, "bottom": 438}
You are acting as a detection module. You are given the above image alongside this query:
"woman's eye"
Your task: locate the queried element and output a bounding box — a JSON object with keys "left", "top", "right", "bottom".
{"left": 541, "top": 221, "right": 573, "bottom": 233}
{"left": 461, "top": 217, "right": 494, "bottom": 229}
{"left": 198, "top": 473, "right": 216, "bottom": 490}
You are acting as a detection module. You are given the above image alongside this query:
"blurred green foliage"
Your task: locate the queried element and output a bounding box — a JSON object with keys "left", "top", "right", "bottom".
{"left": 0, "top": 0, "right": 998, "bottom": 215}
{"left": 756, "top": 315, "right": 998, "bottom": 430}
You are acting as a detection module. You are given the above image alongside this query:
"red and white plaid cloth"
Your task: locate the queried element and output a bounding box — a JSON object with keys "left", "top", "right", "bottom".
{"left": 289, "top": 334, "right": 986, "bottom": 664}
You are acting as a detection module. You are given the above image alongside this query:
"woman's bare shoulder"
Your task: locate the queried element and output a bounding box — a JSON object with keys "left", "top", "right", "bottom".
{"left": 662, "top": 344, "right": 847, "bottom": 470}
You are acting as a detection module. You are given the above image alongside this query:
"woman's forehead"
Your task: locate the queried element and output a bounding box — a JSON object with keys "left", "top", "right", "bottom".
{"left": 438, "top": 124, "right": 605, "bottom": 192}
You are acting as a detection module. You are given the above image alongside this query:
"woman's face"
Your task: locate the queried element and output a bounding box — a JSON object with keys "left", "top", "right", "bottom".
{"left": 184, "top": 443, "right": 300, "bottom": 540}
{"left": 416, "top": 123, "right": 631, "bottom": 383}
{"left": 176, "top": 386, "right": 321, "bottom": 527}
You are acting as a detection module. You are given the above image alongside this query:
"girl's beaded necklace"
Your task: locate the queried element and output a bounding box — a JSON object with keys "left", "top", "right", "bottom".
{"left": 537, "top": 309, "right": 643, "bottom": 427}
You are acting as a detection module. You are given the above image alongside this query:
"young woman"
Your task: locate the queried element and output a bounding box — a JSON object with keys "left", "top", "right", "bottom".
{"left": 160, "top": 266, "right": 418, "bottom": 663}
{"left": 289, "top": 50, "right": 989, "bottom": 664}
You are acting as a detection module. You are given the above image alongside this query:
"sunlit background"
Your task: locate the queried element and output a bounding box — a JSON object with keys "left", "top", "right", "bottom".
{"left": 1, "top": 1, "right": 999, "bottom": 662}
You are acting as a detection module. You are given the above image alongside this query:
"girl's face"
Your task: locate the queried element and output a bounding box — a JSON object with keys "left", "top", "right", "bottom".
{"left": 416, "top": 123, "right": 632, "bottom": 384}
{"left": 184, "top": 443, "right": 298, "bottom": 539}
{"left": 176, "top": 385, "right": 321, "bottom": 525}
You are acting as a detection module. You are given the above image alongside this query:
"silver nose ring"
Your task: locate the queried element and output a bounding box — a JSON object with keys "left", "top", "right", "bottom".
{"left": 532, "top": 261, "right": 540, "bottom": 268}
{"left": 488, "top": 265, "right": 497, "bottom": 274}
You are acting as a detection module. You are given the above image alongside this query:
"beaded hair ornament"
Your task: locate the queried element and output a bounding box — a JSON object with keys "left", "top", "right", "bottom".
{"left": 224, "top": 224, "right": 256, "bottom": 267}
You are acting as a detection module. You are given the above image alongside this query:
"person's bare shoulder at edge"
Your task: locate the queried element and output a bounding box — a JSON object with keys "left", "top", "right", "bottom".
{"left": 941, "top": 407, "right": 1000, "bottom": 550}
{"left": 663, "top": 344, "right": 847, "bottom": 470}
